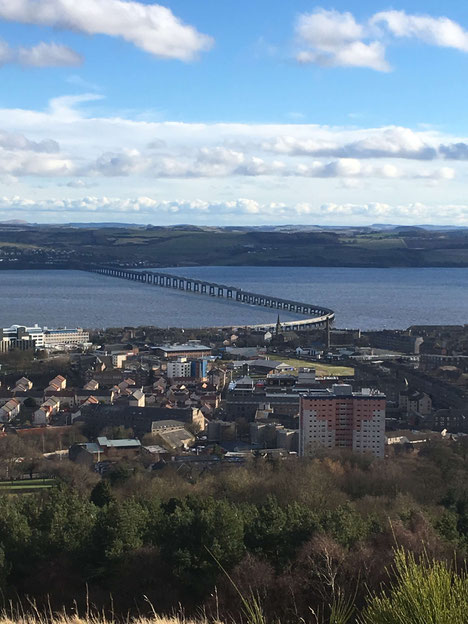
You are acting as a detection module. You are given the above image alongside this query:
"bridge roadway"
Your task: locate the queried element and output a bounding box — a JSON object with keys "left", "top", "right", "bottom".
{"left": 87, "top": 266, "right": 335, "bottom": 331}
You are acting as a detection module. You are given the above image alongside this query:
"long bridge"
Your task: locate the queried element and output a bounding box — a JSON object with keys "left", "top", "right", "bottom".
{"left": 86, "top": 266, "right": 335, "bottom": 331}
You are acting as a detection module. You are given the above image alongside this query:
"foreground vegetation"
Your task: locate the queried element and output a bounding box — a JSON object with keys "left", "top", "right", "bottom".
{"left": 1, "top": 437, "right": 468, "bottom": 622}
{"left": 1, "top": 548, "right": 468, "bottom": 623}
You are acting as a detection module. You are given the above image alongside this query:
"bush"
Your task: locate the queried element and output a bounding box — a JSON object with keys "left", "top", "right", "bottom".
{"left": 360, "top": 548, "right": 468, "bottom": 624}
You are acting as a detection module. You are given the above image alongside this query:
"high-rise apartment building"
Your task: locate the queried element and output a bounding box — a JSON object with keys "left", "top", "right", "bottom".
{"left": 299, "top": 384, "right": 386, "bottom": 458}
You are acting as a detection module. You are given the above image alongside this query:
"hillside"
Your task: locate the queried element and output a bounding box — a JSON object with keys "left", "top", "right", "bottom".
{"left": 0, "top": 224, "right": 468, "bottom": 268}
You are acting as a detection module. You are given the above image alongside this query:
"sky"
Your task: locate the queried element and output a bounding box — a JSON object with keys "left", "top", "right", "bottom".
{"left": 1, "top": 1, "right": 468, "bottom": 225}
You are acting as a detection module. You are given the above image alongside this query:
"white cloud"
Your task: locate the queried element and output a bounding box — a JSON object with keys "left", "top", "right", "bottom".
{"left": 258, "top": 126, "right": 468, "bottom": 163}
{"left": 0, "top": 39, "right": 82, "bottom": 67}
{"left": 295, "top": 9, "right": 390, "bottom": 71}
{"left": 63, "top": 179, "right": 97, "bottom": 188}
{"left": 0, "top": 96, "right": 462, "bottom": 184}
{"left": 296, "top": 8, "right": 468, "bottom": 71}
{"left": 0, "top": 151, "right": 73, "bottom": 176}
{"left": 0, "top": 130, "right": 59, "bottom": 153}
{"left": 83, "top": 147, "right": 451, "bottom": 181}
{"left": 17, "top": 42, "right": 83, "bottom": 67}
{"left": 296, "top": 9, "right": 364, "bottom": 50}
{"left": 0, "top": 0, "right": 213, "bottom": 61}
{"left": 372, "top": 10, "right": 468, "bottom": 51}
{"left": 2, "top": 196, "right": 468, "bottom": 226}
{"left": 0, "top": 95, "right": 464, "bottom": 227}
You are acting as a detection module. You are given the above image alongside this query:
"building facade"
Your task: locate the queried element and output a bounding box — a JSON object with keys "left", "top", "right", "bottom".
{"left": 0, "top": 324, "right": 89, "bottom": 351}
{"left": 299, "top": 384, "right": 386, "bottom": 458}
{"left": 166, "top": 357, "right": 192, "bottom": 378}
{"left": 43, "top": 328, "right": 89, "bottom": 348}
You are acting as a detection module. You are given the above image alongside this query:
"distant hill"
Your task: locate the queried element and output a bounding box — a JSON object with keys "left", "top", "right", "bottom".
{"left": 0, "top": 223, "right": 468, "bottom": 268}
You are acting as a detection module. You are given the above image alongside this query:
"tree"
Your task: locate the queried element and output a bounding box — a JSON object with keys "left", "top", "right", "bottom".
{"left": 157, "top": 496, "right": 245, "bottom": 599}
{"left": 243, "top": 496, "right": 320, "bottom": 567}
{"left": 90, "top": 480, "right": 115, "bottom": 508}
{"left": 93, "top": 499, "right": 149, "bottom": 562}
{"left": 29, "top": 485, "right": 97, "bottom": 559}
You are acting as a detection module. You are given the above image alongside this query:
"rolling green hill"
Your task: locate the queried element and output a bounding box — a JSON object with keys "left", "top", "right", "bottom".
{"left": 1, "top": 224, "right": 468, "bottom": 268}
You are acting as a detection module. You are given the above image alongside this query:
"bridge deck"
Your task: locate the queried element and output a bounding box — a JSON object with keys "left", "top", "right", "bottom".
{"left": 85, "top": 267, "right": 334, "bottom": 330}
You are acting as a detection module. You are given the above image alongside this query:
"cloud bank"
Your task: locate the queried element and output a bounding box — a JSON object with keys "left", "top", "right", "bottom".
{"left": 0, "top": 95, "right": 466, "bottom": 225}
{"left": 2, "top": 195, "right": 468, "bottom": 226}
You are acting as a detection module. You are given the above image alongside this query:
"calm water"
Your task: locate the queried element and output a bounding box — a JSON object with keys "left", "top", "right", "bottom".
{"left": 0, "top": 267, "right": 466, "bottom": 330}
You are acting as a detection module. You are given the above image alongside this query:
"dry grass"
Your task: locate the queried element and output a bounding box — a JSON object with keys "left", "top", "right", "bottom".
{"left": 0, "top": 612, "right": 205, "bottom": 624}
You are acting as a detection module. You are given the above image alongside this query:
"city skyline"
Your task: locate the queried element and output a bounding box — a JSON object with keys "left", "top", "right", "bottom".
{"left": 1, "top": 1, "right": 468, "bottom": 225}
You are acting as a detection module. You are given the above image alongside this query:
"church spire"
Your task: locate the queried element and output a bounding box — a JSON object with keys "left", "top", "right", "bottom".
{"left": 275, "top": 314, "right": 281, "bottom": 336}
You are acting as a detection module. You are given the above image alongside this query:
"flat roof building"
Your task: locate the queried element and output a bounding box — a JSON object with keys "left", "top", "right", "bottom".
{"left": 0, "top": 324, "right": 89, "bottom": 350}
{"left": 153, "top": 344, "right": 212, "bottom": 359}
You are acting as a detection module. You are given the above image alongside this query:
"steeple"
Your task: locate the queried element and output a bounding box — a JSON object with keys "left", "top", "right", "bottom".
{"left": 275, "top": 314, "right": 281, "bottom": 336}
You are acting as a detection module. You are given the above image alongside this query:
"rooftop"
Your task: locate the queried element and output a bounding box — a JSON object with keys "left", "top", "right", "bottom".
{"left": 303, "top": 386, "right": 385, "bottom": 399}
{"left": 152, "top": 419, "right": 188, "bottom": 430}
{"left": 96, "top": 436, "right": 141, "bottom": 449}
{"left": 156, "top": 344, "right": 211, "bottom": 353}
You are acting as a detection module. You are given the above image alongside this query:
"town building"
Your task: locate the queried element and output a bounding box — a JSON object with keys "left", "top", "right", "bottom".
{"left": 299, "top": 384, "right": 386, "bottom": 458}
{"left": 166, "top": 357, "right": 192, "bottom": 379}
{"left": 420, "top": 354, "right": 468, "bottom": 372}
{"left": 399, "top": 389, "right": 432, "bottom": 417}
{"left": 151, "top": 420, "right": 196, "bottom": 451}
{"left": 153, "top": 343, "right": 212, "bottom": 359}
{"left": 207, "top": 420, "right": 237, "bottom": 443}
{"left": 0, "top": 324, "right": 89, "bottom": 351}
{"left": 0, "top": 325, "right": 38, "bottom": 352}
{"left": 43, "top": 327, "right": 89, "bottom": 348}
{"left": 69, "top": 437, "right": 142, "bottom": 465}
{"left": 365, "top": 331, "right": 424, "bottom": 354}
{"left": 77, "top": 404, "right": 205, "bottom": 436}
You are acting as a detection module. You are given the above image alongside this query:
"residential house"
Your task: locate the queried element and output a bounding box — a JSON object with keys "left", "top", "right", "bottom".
{"left": 129, "top": 389, "right": 145, "bottom": 407}
{"left": 43, "top": 389, "right": 77, "bottom": 407}
{"left": 83, "top": 379, "right": 99, "bottom": 391}
{"left": 46, "top": 375, "right": 66, "bottom": 392}
{"left": 0, "top": 398, "right": 21, "bottom": 422}
{"left": 33, "top": 397, "right": 60, "bottom": 425}
{"left": 76, "top": 389, "right": 115, "bottom": 405}
{"left": 13, "top": 377, "right": 33, "bottom": 392}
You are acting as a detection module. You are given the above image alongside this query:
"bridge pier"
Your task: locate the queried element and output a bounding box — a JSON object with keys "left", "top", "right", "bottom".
{"left": 86, "top": 266, "right": 334, "bottom": 331}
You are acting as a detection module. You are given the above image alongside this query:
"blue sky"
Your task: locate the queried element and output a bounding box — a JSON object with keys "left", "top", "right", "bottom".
{"left": 0, "top": 0, "right": 468, "bottom": 225}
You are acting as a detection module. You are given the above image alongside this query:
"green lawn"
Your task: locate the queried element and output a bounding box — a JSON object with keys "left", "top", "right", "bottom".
{"left": 0, "top": 478, "right": 56, "bottom": 492}
{"left": 264, "top": 356, "right": 354, "bottom": 377}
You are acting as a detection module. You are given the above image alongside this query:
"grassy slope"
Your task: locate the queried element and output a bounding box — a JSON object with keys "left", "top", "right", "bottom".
{"left": 1, "top": 225, "right": 468, "bottom": 267}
